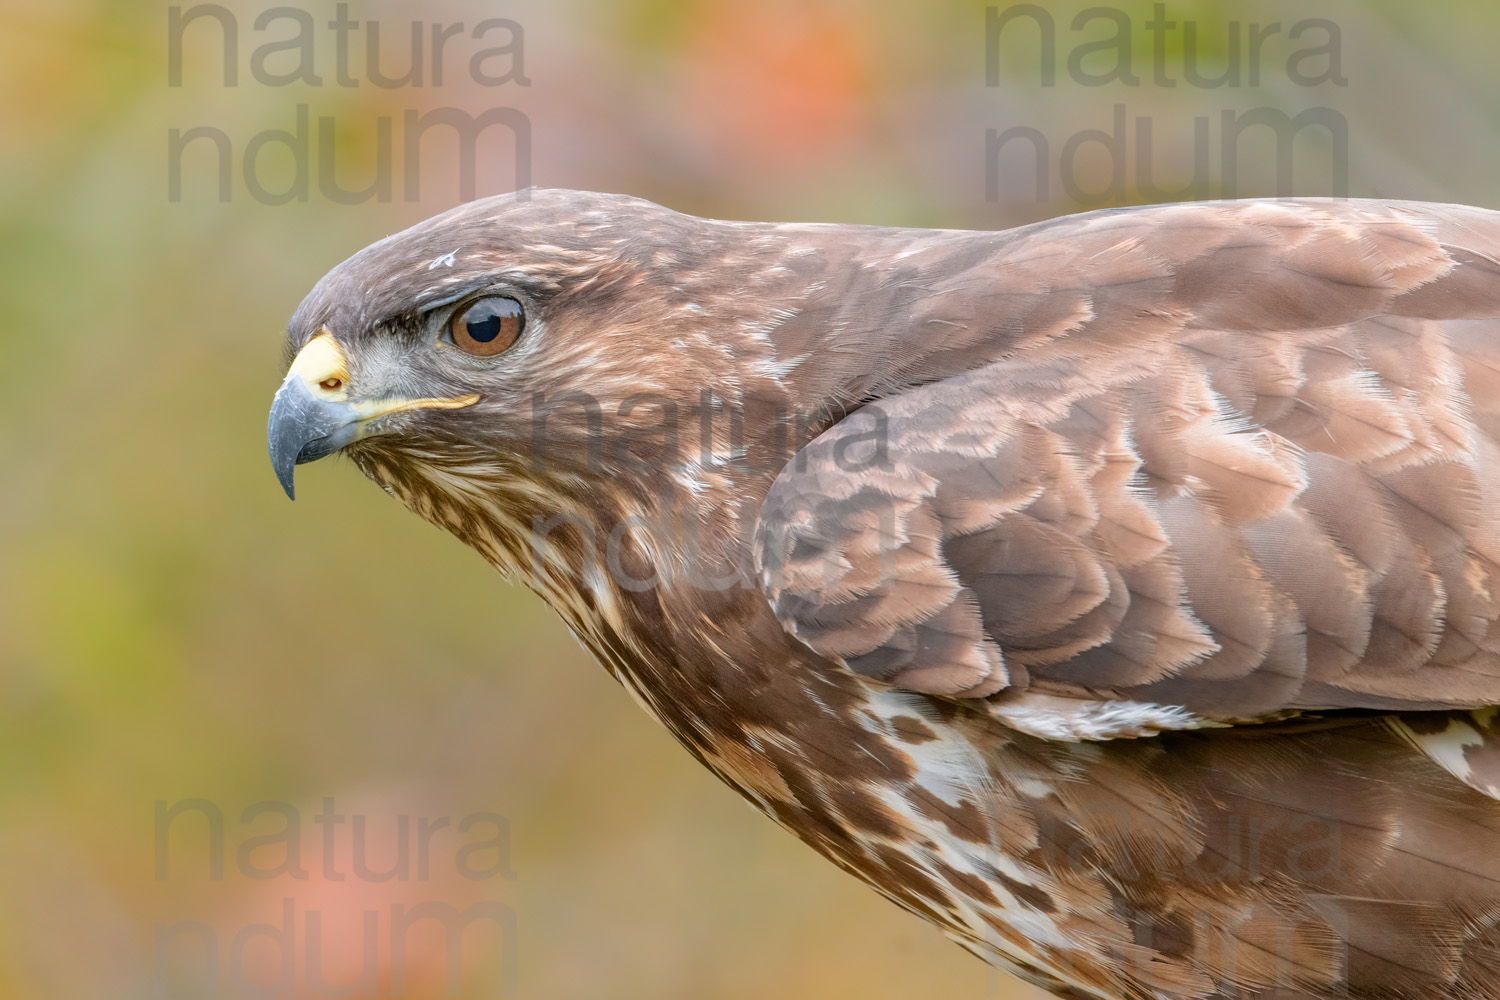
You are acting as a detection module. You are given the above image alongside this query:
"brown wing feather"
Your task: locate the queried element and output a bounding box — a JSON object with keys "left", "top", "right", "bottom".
{"left": 756, "top": 199, "right": 1500, "bottom": 725}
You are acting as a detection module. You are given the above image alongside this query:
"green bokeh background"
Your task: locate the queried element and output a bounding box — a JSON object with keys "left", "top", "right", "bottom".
{"left": 3, "top": 1, "right": 1498, "bottom": 997}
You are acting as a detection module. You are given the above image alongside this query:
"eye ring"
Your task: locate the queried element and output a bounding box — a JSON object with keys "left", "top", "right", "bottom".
{"left": 449, "top": 296, "right": 524, "bottom": 356}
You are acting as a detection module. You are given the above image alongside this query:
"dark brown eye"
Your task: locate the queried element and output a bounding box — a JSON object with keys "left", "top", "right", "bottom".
{"left": 450, "top": 296, "right": 524, "bottom": 356}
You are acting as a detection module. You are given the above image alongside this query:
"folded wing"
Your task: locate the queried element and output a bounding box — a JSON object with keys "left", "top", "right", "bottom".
{"left": 755, "top": 199, "right": 1500, "bottom": 749}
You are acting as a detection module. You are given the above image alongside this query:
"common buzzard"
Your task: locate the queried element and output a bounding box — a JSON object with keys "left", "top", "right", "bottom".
{"left": 269, "top": 191, "right": 1500, "bottom": 999}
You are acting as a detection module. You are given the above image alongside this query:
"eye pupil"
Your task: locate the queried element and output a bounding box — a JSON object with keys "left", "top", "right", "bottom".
{"left": 466, "top": 315, "right": 503, "bottom": 343}
{"left": 450, "top": 296, "right": 523, "bottom": 356}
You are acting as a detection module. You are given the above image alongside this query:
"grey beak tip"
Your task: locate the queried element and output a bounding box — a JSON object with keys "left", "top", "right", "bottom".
{"left": 270, "top": 439, "right": 298, "bottom": 500}
{"left": 268, "top": 378, "right": 317, "bottom": 501}
{"left": 268, "top": 397, "right": 301, "bottom": 501}
{"left": 268, "top": 374, "right": 360, "bottom": 500}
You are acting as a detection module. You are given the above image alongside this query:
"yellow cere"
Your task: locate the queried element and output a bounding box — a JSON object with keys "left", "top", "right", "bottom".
{"left": 287, "top": 329, "right": 352, "bottom": 402}
{"left": 287, "top": 328, "right": 480, "bottom": 421}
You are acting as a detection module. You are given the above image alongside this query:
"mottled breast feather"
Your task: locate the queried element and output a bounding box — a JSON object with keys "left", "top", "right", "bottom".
{"left": 756, "top": 199, "right": 1500, "bottom": 736}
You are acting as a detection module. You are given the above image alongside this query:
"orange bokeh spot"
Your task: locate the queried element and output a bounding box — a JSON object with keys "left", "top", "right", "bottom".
{"left": 678, "top": 1, "right": 873, "bottom": 172}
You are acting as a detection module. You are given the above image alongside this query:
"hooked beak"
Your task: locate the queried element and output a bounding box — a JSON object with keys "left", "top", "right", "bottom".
{"left": 267, "top": 329, "right": 478, "bottom": 499}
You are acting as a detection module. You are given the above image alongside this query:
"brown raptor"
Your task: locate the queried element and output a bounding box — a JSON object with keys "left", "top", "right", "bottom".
{"left": 269, "top": 190, "right": 1500, "bottom": 999}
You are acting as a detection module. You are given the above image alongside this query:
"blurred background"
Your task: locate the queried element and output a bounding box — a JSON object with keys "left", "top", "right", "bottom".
{"left": 3, "top": 0, "right": 1499, "bottom": 997}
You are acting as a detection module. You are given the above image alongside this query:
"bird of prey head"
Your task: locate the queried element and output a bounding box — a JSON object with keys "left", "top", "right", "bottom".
{"left": 270, "top": 190, "right": 864, "bottom": 602}
{"left": 271, "top": 189, "right": 1500, "bottom": 1000}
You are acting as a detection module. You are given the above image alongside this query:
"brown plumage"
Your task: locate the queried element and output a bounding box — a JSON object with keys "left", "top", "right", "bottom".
{"left": 269, "top": 190, "right": 1500, "bottom": 999}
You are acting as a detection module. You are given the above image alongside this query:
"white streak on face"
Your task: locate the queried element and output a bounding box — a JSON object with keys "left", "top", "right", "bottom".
{"left": 429, "top": 250, "right": 458, "bottom": 270}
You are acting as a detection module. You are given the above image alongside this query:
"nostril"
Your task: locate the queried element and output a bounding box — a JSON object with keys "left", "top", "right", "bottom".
{"left": 318, "top": 378, "right": 343, "bottom": 391}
